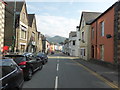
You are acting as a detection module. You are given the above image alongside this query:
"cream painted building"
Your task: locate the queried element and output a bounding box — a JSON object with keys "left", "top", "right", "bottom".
{"left": 79, "top": 12, "right": 101, "bottom": 60}
{"left": 0, "top": 2, "right": 5, "bottom": 55}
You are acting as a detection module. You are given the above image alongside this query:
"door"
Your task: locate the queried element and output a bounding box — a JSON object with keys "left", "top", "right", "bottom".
{"left": 100, "top": 45, "right": 104, "bottom": 61}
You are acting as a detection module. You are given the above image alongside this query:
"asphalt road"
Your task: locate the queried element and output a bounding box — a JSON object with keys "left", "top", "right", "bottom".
{"left": 23, "top": 52, "right": 113, "bottom": 89}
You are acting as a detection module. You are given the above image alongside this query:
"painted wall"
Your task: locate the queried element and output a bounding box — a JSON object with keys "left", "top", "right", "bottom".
{"left": 91, "top": 7, "right": 115, "bottom": 63}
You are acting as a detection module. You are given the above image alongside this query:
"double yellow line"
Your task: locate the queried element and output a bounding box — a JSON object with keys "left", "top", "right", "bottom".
{"left": 72, "top": 60, "right": 118, "bottom": 89}
{"left": 49, "top": 56, "right": 119, "bottom": 89}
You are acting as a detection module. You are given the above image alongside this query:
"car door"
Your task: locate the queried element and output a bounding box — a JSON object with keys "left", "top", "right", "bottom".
{"left": 1, "top": 59, "right": 21, "bottom": 89}
{"left": 26, "top": 55, "right": 36, "bottom": 70}
{"left": 32, "top": 55, "right": 41, "bottom": 70}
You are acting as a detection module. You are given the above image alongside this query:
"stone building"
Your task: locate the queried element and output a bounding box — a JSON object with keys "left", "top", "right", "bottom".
{"left": 4, "top": 1, "right": 28, "bottom": 53}
{"left": 0, "top": 1, "right": 5, "bottom": 56}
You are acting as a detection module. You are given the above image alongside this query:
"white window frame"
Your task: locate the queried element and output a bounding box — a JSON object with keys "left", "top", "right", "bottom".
{"left": 101, "top": 21, "right": 104, "bottom": 37}
{"left": 82, "top": 32, "right": 84, "bottom": 41}
{"left": 92, "top": 27, "right": 94, "bottom": 39}
{"left": 81, "top": 48, "right": 85, "bottom": 56}
{"left": 20, "top": 25, "right": 27, "bottom": 40}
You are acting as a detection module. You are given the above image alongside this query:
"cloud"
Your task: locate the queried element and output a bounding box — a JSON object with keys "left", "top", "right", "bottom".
{"left": 36, "top": 15, "right": 79, "bottom": 38}
{"left": 26, "top": 4, "right": 41, "bottom": 13}
{"left": 25, "top": 0, "right": 118, "bottom": 3}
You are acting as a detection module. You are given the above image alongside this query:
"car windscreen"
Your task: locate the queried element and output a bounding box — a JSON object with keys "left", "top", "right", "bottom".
{"left": 37, "top": 53, "right": 44, "bottom": 56}
{"left": 4, "top": 55, "right": 26, "bottom": 64}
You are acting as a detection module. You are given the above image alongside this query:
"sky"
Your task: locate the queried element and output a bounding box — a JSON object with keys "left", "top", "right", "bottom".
{"left": 26, "top": 0, "right": 118, "bottom": 38}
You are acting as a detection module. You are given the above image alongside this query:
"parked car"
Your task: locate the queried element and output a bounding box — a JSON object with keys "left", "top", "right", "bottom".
{"left": 5, "top": 53, "right": 43, "bottom": 81}
{"left": 35, "top": 52, "right": 48, "bottom": 65}
{"left": 0, "top": 59, "right": 24, "bottom": 90}
{"left": 51, "top": 51, "right": 54, "bottom": 55}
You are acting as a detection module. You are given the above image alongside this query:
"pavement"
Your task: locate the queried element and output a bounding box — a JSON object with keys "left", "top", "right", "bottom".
{"left": 67, "top": 56, "right": 119, "bottom": 87}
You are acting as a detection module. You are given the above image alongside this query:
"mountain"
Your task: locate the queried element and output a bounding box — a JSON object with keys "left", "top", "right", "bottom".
{"left": 46, "top": 35, "right": 66, "bottom": 44}
{"left": 45, "top": 34, "right": 51, "bottom": 38}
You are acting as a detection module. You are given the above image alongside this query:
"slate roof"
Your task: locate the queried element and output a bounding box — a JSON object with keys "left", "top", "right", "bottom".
{"left": 5, "top": 1, "right": 25, "bottom": 15}
{"left": 79, "top": 12, "right": 101, "bottom": 27}
{"left": 28, "top": 14, "right": 35, "bottom": 27}
{"left": 69, "top": 31, "right": 77, "bottom": 38}
{"left": 89, "top": 1, "right": 119, "bottom": 24}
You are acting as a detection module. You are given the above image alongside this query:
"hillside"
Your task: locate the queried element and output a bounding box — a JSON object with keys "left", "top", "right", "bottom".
{"left": 46, "top": 35, "right": 66, "bottom": 44}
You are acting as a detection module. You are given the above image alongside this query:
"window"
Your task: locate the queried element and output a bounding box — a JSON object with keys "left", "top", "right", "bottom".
{"left": 92, "top": 27, "right": 94, "bottom": 39}
{"left": 73, "top": 40, "right": 76, "bottom": 45}
{"left": 82, "top": 20, "right": 85, "bottom": 28}
{"left": 100, "top": 45, "right": 104, "bottom": 60}
{"left": 32, "top": 32, "right": 35, "bottom": 41}
{"left": 82, "top": 32, "right": 84, "bottom": 41}
{"left": 21, "top": 45, "right": 25, "bottom": 52}
{"left": 21, "top": 29, "right": 26, "bottom": 39}
{"left": 100, "top": 21, "right": 104, "bottom": 36}
{"left": 1, "top": 59, "right": 17, "bottom": 77}
{"left": 23, "top": 12, "right": 25, "bottom": 20}
{"left": 21, "top": 25, "right": 27, "bottom": 39}
{"left": 81, "top": 48, "right": 85, "bottom": 56}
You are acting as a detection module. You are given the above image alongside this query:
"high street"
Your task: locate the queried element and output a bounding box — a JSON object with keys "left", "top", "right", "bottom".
{"left": 23, "top": 52, "right": 117, "bottom": 89}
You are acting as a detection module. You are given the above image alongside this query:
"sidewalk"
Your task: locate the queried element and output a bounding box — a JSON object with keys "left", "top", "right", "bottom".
{"left": 73, "top": 59, "right": 118, "bottom": 86}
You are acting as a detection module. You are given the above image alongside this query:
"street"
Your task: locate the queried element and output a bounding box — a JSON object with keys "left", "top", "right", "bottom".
{"left": 23, "top": 52, "right": 114, "bottom": 89}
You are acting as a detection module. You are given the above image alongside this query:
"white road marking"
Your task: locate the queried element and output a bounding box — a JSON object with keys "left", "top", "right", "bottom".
{"left": 55, "top": 76, "right": 58, "bottom": 90}
{"left": 57, "top": 63, "right": 59, "bottom": 71}
{"left": 57, "top": 60, "right": 59, "bottom": 63}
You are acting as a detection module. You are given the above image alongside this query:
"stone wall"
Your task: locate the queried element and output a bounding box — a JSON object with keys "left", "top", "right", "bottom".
{"left": 0, "top": 2, "right": 5, "bottom": 54}
{"left": 114, "top": 1, "right": 120, "bottom": 64}
{"left": 118, "top": 10, "right": 120, "bottom": 63}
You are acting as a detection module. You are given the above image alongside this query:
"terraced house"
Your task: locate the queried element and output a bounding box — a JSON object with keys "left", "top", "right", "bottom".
{"left": 0, "top": 1, "right": 5, "bottom": 54}
{"left": 78, "top": 12, "right": 101, "bottom": 60}
{"left": 27, "top": 14, "right": 42, "bottom": 53}
{"left": 4, "top": 1, "right": 28, "bottom": 53}
{"left": 90, "top": 1, "right": 120, "bottom": 64}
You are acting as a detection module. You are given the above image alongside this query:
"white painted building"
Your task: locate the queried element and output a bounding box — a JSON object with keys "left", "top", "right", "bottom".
{"left": 69, "top": 31, "right": 79, "bottom": 56}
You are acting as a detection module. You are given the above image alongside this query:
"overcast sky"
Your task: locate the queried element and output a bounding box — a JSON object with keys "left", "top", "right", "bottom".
{"left": 26, "top": 0, "right": 118, "bottom": 38}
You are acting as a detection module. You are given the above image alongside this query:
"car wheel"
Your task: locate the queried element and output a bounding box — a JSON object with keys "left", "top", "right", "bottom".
{"left": 39, "top": 64, "right": 43, "bottom": 70}
{"left": 26, "top": 68, "right": 33, "bottom": 80}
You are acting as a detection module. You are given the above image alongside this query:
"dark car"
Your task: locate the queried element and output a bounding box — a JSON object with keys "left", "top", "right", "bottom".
{"left": 35, "top": 52, "right": 48, "bottom": 65}
{"left": 0, "top": 59, "right": 24, "bottom": 90}
{"left": 51, "top": 51, "right": 54, "bottom": 55}
{"left": 5, "top": 53, "right": 43, "bottom": 80}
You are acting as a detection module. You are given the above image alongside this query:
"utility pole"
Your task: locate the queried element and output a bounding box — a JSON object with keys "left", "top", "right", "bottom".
{"left": 12, "top": 0, "right": 16, "bottom": 52}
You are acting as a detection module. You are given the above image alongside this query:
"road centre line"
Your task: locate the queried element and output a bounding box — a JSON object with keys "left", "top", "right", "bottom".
{"left": 72, "top": 60, "right": 118, "bottom": 88}
{"left": 55, "top": 76, "right": 58, "bottom": 90}
{"left": 57, "top": 63, "right": 59, "bottom": 71}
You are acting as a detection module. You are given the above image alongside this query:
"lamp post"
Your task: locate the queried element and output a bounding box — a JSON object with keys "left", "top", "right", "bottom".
{"left": 12, "top": 0, "right": 16, "bottom": 52}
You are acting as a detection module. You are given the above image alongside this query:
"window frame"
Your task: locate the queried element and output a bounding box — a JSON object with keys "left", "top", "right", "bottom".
{"left": 100, "top": 21, "right": 104, "bottom": 37}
